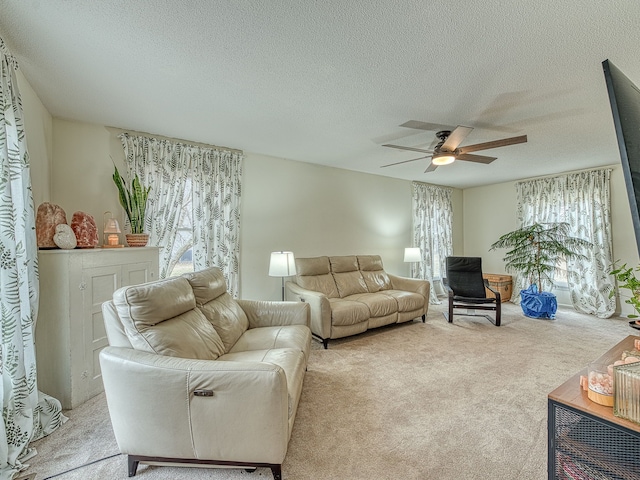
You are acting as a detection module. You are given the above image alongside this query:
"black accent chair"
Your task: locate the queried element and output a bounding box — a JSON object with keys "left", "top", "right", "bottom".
{"left": 444, "top": 256, "right": 501, "bottom": 326}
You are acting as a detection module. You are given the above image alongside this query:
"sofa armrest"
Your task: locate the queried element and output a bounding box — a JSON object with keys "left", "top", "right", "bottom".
{"left": 237, "top": 299, "right": 310, "bottom": 329}
{"left": 388, "top": 273, "right": 430, "bottom": 298}
{"left": 99, "top": 346, "right": 290, "bottom": 463}
{"left": 285, "top": 281, "right": 332, "bottom": 340}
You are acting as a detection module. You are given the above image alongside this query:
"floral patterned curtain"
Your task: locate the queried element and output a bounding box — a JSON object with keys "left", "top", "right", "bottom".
{"left": 189, "top": 148, "right": 242, "bottom": 295}
{"left": 516, "top": 169, "right": 615, "bottom": 318}
{"left": 0, "top": 38, "right": 65, "bottom": 479}
{"left": 120, "top": 134, "right": 190, "bottom": 279}
{"left": 120, "top": 133, "right": 243, "bottom": 296}
{"left": 411, "top": 182, "right": 453, "bottom": 304}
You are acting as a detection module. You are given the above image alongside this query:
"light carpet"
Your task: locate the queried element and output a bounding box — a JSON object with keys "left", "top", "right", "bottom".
{"left": 24, "top": 302, "right": 635, "bottom": 479}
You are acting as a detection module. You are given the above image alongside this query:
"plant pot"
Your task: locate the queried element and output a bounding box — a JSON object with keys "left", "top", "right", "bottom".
{"left": 125, "top": 233, "right": 149, "bottom": 247}
{"left": 520, "top": 284, "right": 557, "bottom": 319}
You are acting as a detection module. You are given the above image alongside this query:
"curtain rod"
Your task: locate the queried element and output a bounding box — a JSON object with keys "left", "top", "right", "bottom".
{"left": 515, "top": 164, "right": 616, "bottom": 185}
{"left": 109, "top": 127, "right": 243, "bottom": 154}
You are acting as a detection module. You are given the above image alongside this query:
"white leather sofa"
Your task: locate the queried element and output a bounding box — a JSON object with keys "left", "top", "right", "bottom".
{"left": 99, "top": 267, "right": 311, "bottom": 480}
{"left": 285, "top": 255, "right": 429, "bottom": 348}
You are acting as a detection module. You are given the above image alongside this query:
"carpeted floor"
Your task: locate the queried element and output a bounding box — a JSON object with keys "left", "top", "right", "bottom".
{"left": 23, "top": 302, "right": 636, "bottom": 479}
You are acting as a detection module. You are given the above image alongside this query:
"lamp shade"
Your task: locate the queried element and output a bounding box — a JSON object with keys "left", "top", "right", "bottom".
{"left": 404, "top": 247, "right": 421, "bottom": 262}
{"left": 104, "top": 217, "right": 121, "bottom": 234}
{"left": 269, "top": 251, "right": 296, "bottom": 277}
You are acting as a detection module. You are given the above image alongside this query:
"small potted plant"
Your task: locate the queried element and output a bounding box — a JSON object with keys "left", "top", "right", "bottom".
{"left": 112, "top": 165, "right": 151, "bottom": 247}
{"left": 489, "top": 222, "right": 592, "bottom": 318}
{"left": 610, "top": 263, "right": 640, "bottom": 329}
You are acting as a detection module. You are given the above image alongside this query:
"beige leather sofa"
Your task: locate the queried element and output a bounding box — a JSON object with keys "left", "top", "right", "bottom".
{"left": 99, "top": 267, "right": 311, "bottom": 480}
{"left": 285, "top": 255, "right": 429, "bottom": 348}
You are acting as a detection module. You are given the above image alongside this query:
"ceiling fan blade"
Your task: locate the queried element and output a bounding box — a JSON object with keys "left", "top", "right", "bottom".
{"left": 455, "top": 153, "right": 497, "bottom": 164}
{"left": 382, "top": 144, "right": 433, "bottom": 154}
{"left": 424, "top": 163, "right": 438, "bottom": 173}
{"left": 400, "top": 120, "right": 453, "bottom": 131}
{"left": 442, "top": 125, "right": 473, "bottom": 151}
{"left": 380, "top": 156, "right": 431, "bottom": 168}
{"left": 458, "top": 135, "right": 527, "bottom": 154}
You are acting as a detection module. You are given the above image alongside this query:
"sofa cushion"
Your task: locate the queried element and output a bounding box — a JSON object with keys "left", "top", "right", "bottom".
{"left": 329, "top": 255, "right": 359, "bottom": 273}
{"left": 112, "top": 277, "right": 225, "bottom": 360}
{"left": 183, "top": 266, "right": 227, "bottom": 303}
{"left": 328, "top": 298, "right": 370, "bottom": 326}
{"left": 383, "top": 290, "right": 427, "bottom": 312}
{"left": 218, "top": 347, "right": 306, "bottom": 419}
{"left": 228, "top": 325, "right": 312, "bottom": 362}
{"left": 330, "top": 255, "right": 367, "bottom": 297}
{"left": 346, "top": 292, "right": 398, "bottom": 318}
{"left": 358, "top": 255, "right": 392, "bottom": 292}
{"left": 184, "top": 267, "right": 250, "bottom": 352}
{"left": 333, "top": 271, "right": 368, "bottom": 297}
{"left": 357, "top": 255, "right": 384, "bottom": 271}
{"left": 295, "top": 256, "right": 339, "bottom": 298}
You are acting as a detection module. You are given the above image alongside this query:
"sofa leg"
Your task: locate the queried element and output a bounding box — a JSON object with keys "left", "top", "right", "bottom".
{"left": 271, "top": 465, "right": 282, "bottom": 480}
{"left": 128, "top": 456, "right": 139, "bottom": 477}
{"left": 422, "top": 314, "right": 426, "bottom": 323}
{"left": 323, "top": 338, "right": 329, "bottom": 349}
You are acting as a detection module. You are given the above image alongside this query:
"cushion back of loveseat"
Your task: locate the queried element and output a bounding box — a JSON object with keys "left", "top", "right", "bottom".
{"left": 183, "top": 267, "right": 250, "bottom": 352}
{"left": 329, "top": 256, "right": 368, "bottom": 297}
{"left": 295, "top": 255, "right": 392, "bottom": 299}
{"left": 295, "top": 256, "right": 340, "bottom": 298}
{"left": 112, "top": 276, "right": 226, "bottom": 359}
{"left": 356, "top": 255, "right": 392, "bottom": 292}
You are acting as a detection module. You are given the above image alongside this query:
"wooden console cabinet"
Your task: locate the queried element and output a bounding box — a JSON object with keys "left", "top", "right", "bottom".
{"left": 36, "top": 247, "right": 159, "bottom": 409}
{"left": 547, "top": 335, "right": 640, "bottom": 479}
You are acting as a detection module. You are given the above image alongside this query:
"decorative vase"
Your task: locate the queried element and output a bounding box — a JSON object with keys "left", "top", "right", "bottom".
{"left": 125, "top": 233, "right": 149, "bottom": 247}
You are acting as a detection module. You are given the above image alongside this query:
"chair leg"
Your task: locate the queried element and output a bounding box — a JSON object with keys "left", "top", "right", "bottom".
{"left": 128, "top": 456, "right": 139, "bottom": 477}
{"left": 271, "top": 465, "right": 282, "bottom": 480}
{"left": 448, "top": 299, "right": 453, "bottom": 323}
{"left": 495, "top": 301, "right": 502, "bottom": 327}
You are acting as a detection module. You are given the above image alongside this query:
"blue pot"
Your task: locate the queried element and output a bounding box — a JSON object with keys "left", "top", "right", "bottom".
{"left": 520, "top": 284, "right": 557, "bottom": 319}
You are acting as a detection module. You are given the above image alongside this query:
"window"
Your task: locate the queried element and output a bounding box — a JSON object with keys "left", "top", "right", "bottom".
{"left": 168, "top": 178, "right": 194, "bottom": 277}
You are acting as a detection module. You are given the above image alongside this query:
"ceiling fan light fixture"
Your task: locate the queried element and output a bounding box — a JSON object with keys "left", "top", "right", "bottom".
{"left": 431, "top": 153, "right": 455, "bottom": 166}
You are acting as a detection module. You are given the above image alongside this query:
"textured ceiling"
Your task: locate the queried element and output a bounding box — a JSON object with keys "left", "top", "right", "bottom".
{"left": 0, "top": 0, "right": 639, "bottom": 188}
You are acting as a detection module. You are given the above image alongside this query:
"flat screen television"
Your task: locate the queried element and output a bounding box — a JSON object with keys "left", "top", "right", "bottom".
{"left": 603, "top": 59, "right": 640, "bottom": 257}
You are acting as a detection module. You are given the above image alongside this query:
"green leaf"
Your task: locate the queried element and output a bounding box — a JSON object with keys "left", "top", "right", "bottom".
{"left": 112, "top": 165, "right": 150, "bottom": 234}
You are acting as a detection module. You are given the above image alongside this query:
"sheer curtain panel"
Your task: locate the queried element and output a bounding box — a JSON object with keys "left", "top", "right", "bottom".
{"left": 120, "top": 133, "right": 243, "bottom": 297}
{"left": 0, "top": 38, "right": 65, "bottom": 480}
{"left": 516, "top": 169, "right": 615, "bottom": 318}
{"left": 411, "top": 182, "right": 453, "bottom": 304}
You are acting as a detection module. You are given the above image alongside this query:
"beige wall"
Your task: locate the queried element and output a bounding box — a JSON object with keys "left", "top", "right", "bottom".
{"left": 462, "top": 168, "right": 640, "bottom": 315}
{"left": 242, "top": 155, "right": 409, "bottom": 299}
{"left": 19, "top": 70, "right": 52, "bottom": 206}
{"left": 51, "top": 120, "right": 124, "bottom": 228}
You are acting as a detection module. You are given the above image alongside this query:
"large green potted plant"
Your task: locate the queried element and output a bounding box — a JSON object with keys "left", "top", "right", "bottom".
{"left": 489, "top": 222, "right": 592, "bottom": 318}
{"left": 112, "top": 165, "right": 151, "bottom": 247}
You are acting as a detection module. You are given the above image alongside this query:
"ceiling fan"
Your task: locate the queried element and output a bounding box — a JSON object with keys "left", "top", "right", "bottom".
{"left": 381, "top": 121, "right": 527, "bottom": 173}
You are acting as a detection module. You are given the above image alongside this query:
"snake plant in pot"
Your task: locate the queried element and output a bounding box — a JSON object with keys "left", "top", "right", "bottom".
{"left": 489, "top": 222, "right": 592, "bottom": 318}
{"left": 112, "top": 165, "right": 151, "bottom": 247}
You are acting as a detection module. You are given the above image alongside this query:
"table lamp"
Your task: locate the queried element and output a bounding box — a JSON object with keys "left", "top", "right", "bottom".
{"left": 269, "top": 251, "right": 296, "bottom": 300}
{"left": 404, "top": 247, "right": 421, "bottom": 263}
{"left": 103, "top": 211, "right": 123, "bottom": 248}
